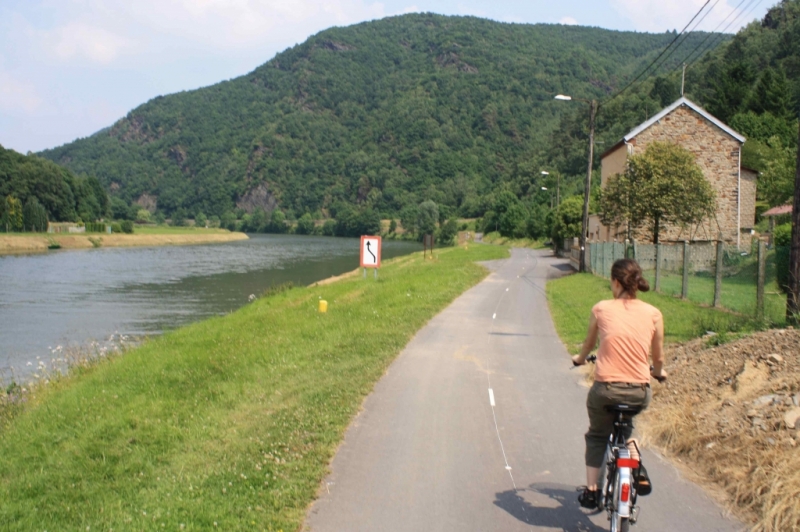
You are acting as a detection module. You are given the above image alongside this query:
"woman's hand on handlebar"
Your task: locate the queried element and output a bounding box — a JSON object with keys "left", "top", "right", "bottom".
{"left": 650, "top": 366, "right": 668, "bottom": 383}
{"left": 572, "top": 354, "right": 596, "bottom": 367}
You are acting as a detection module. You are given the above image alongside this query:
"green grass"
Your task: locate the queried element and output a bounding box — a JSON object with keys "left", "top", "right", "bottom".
{"left": 0, "top": 244, "right": 507, "bottom": 531}
{"left": 547, "top": 273, "right": 762, "bottom": 353}
{"left": 641, "top": 253, "right": 786, "bottom": 325}
{"left": 481, "top": 231, "right": 548, "bottom": 249}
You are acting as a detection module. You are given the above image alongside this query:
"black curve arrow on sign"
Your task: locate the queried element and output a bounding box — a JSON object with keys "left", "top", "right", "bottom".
{"left": 366, "top": 241, "right": 377, "bottom": 263}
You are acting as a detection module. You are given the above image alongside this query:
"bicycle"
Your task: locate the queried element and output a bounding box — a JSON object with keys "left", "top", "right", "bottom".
{"left": 571, "top": 355, "right": 666, "bottom": 531}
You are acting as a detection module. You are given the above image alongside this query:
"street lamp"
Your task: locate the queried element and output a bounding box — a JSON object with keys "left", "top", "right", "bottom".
{"left": 555, "top": 94, "right": 598, "bottom": 273}
{"left": 541, "top": 170, "right": 560, "bottom": 209}
{"left": 541, "top": 186, "right": 553, "bottom": 209}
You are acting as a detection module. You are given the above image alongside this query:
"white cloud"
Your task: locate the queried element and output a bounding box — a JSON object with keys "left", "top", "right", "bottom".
{"left": 117, "top": 0, "right": 387, "bottom": 49}
{"left": 50, "top": 23, "right": 134, "bottom": 64}
{"left": 611, "top": 0, "right": 758, "bottom": 33}
{"left": 559, "top": 16, "right": 578, "bottom": 25}
{"left": 0, "top": 68, "right": 42, "bottom": 114}
{"left": 400, "top": 5, "right": 422, "bottom": 14}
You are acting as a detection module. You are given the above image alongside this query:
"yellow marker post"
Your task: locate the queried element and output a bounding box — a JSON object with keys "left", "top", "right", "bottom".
{"left": 318, "top": 300, "right": 328, "bottom": 313}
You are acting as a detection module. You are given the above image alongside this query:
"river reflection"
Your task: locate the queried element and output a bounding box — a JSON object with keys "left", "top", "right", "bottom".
{"left": 0, "top": 234, "right": 419, "bottom": 381}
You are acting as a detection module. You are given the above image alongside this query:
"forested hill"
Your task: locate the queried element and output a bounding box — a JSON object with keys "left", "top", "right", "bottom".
{"left": 0, "top": 144, "right": 109, "bottom": 227}
{"left": 39, "top": 14, "right": 712, "bottom": 219}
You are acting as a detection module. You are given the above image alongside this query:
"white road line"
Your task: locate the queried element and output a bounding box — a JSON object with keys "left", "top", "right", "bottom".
{"left": 488, "top": 388, "right": 495, "bottom": 406}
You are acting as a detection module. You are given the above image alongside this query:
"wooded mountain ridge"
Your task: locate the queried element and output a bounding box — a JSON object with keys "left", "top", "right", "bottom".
{"left": 37, "top": 13, "right": 715, "bottom": 221}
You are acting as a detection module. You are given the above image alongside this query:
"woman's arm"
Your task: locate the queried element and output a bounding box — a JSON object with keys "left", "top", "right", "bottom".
{"left": 650, "top": 318, "right": 667, "bottom": 378}
{"left": 572, "top": 312, "right": 598, "bottom": 365}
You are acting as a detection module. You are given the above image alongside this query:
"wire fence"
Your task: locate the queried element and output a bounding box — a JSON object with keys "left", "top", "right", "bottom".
{"left": 588, "top": 241, "right": 790, "bottom": 326}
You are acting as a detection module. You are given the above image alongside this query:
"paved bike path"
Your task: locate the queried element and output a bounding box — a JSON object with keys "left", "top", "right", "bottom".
{"left": 304, "top": 249, "right": 743, "bottom": 532}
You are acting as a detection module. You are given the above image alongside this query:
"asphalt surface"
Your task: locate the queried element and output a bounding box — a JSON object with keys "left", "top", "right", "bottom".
{"left": 304, "top": 249, "right": 743, "bottom": 532}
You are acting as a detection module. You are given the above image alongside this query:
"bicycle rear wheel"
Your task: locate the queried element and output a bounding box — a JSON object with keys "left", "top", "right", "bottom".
{"left": 611, "top": 515, "right": 630, "bottom": 532}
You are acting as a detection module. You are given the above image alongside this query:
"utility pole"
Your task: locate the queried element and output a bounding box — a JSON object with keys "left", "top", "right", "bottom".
{"left": 787, "top": 118, "right": 800, "bottom": 324}
{"left": 579, "top": 99, "right": 597, "bottom": 273}
{"left": 681, "top": 63, "right": 687, "bottom": 96}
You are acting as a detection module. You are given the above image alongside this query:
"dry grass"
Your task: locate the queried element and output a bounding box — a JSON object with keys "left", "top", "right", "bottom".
{"left": 638, "top": 329, "right": 800, "bottom": 531}
{"left": 0, "top": 232, "right": 247, "bottom": 254}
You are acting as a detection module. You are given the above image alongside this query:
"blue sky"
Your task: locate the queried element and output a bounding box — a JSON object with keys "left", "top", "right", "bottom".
{"left": 0, "top": 0, "right": 771, "bottom": 153}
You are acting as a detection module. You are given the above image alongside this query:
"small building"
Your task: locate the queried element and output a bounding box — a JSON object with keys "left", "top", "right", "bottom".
{"left": 590, "top": 97, "right": 757, "bottom": 249}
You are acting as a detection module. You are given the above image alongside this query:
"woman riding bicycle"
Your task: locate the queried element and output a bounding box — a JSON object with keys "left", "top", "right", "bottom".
{"left": 571, "top": 258, "right": 667, "bottom": 510}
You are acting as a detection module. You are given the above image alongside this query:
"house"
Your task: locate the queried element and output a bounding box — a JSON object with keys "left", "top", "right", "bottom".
{"left": 589, "top": 97, "right": 757, "bottom": 249}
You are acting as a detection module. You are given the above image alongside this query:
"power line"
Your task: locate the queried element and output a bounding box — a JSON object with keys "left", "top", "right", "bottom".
{"left": 602, "top": 0, "right": 713, "bottom": 105}
{"left": 680, "top": 0, "right": 763, "bottom": 71}
{"left": 641, "top": 0, "right": 722, "bottom": 75}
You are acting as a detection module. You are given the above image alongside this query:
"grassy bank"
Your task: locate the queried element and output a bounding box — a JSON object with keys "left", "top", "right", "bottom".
{"left": 0, "top": 244, "right": 507, "bottom": 531}
{"left": 480, "top": 231, "right": 547, "bottom": 249}
{"left": 0, "top": 228, "right": 247, "bottom": 254}
{"left": 547, "top": 273, "right": 760, "bottom": 352}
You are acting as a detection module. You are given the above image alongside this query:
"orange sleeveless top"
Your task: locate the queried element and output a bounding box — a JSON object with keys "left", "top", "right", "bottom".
{"left": 592, "top": 298, "right": 662, "bottom": 384}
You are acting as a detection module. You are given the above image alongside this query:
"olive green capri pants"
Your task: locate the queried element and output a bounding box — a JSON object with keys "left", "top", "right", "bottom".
{"left": 585, "top": 381, "right": 652, "bottom": 468}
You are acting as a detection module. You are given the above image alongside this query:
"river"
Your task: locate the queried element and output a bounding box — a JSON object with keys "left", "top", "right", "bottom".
{"left": 0, "top": 234, "right": 419, "bottom": 383}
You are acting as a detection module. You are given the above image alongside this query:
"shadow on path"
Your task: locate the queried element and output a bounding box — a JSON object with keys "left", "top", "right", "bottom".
{"left": 494, "top": 482, "right": 606, "bottom": 532}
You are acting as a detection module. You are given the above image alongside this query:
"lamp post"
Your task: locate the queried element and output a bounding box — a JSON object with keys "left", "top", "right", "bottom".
{"left": 555, "top": 94, "right": 597, "bottom": 273}
{"left": 541, "top": 170, "right": 560, "bottom": 209}
{"left": 541, "top": 187, "right": 553, "bottom": 209}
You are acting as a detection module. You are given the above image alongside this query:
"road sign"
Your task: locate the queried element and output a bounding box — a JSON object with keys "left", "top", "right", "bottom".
{"left": 360, "top": 235, "right": 381, "bottom": 268}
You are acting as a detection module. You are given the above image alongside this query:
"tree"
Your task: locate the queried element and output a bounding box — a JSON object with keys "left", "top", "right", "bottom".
{"left": 22, "top": 197, "right": 48, "bottom": 232}
{"left": 526, "top": 202, "right": 550, "bottom": 239}
{"left": 322, "top": 219, "right": 337, "bottom": 236}
{"left": 296, "top": 212, "right": 315, "bottom": 234}
{"left": 110, "top": 197, "right": 131, "bottom": 220}
{"left": 499, "top": 202, "right": 528, "bottom": 238}
{"left": 388, "top": 219, "right": 397, "bottom": 234}
{"left": 172, "top": 208, "right": 187, "bottom": 227}
{"left": 195, "top": 212, "right": 207, "bottom": 228}
{"left": 439, "top": 218, "right": 459, "bottom": 245}
{"left": 355, "top": 208, "right": 381, "bottom": 235}
{"left": 136, "top": 209, "right": 152, "bottom": 223}
{"left": 551, "top": 196, "right": 583, "bottom": 248}
{"left": 747, "top": 66, "right": 795, "bottom": 122}
{"left": 600, "top": 142, "right": 715, "bottom": 244}
{"left": 416, "top": 200, "right": 439, "bottom": 237}
{"left": 221, "top": 211, "right": 237, "bottom": 231}
{"left": 650, "top": 76, "right": 678, "bottom": 108}
{"left": 265, "top": 209, "right": 286, "bottom": 233}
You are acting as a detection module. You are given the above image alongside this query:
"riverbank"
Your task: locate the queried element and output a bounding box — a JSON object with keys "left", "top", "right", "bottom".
{"left": 547, "top": 272, "right": 795, "bottom": 531}
{"left": 0, "top": 244, "right": 508, "bottom": 530}
{"left": 0, "top": 228, "right": 247, "bottom": 254}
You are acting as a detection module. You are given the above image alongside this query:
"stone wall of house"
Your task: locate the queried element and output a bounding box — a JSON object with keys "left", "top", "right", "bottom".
{"left": 629, "top": 104, "right": 742, "bottom": 244}
{"left": 740, "top": 167, "right": 758, "bottom": 249}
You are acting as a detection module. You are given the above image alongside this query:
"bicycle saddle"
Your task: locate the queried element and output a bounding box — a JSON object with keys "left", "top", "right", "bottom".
{"left": 604, "top": 404, "right": 642, "bottom": 415}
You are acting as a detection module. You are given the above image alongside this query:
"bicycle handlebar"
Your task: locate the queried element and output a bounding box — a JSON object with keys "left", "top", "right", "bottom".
{"left": 570, "top": 355, "right": 667, "bottom": 383}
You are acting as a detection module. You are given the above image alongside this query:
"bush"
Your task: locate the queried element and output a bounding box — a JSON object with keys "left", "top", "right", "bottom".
{"left": 439, "top": 218, "right": 459, "bottom": 245}
{"left": 296, "top": 213, "right": 315, "bottom": 235}
{"left": 774, "top": 223, "right": 791, "bottom": 292}
{"left": 120, "top": 220, "right": 134, "bottom": 234}
{"left": 322, "top": 219, "right": 337, "bottom": 236}
{"left": 110, "top": 222, "right": 122, "bottom": 233}
{"left": 136, "top": 209, "right": 152, "bottom": 223}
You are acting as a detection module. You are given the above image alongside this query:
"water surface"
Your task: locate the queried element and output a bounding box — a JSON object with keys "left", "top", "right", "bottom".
{"left": 0, "top": 235, "right": 419, "bottom": 381}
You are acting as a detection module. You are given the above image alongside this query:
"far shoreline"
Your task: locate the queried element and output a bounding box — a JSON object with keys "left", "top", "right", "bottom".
{"left": 0, "top": 229, "right": 248, "bottom": 255}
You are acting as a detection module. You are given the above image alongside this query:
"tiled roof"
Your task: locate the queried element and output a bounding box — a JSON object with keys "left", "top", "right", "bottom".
{"left": 762, "top": 205, "right": 793, "bottom": 217}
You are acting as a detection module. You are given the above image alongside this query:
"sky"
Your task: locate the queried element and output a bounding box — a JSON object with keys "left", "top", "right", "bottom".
{"left": 0, "top": 0, "right": 772, "bottom": 154}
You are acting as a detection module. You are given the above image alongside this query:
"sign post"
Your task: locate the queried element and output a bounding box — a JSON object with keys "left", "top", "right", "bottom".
{"left": 360, "top": 235, "right": 381, "bottom": 279}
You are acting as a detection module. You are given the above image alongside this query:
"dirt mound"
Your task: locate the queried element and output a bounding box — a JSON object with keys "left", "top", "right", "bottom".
{"left": 640, "top": 328, "right": 800, "bottom": 531}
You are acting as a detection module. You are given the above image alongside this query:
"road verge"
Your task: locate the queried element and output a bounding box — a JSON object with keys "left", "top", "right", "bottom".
{"left": 0, "top": 244, "right": 507, "bottom": 530}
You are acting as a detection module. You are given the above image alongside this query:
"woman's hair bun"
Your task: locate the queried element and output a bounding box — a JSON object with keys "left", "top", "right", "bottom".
{"left": 610, "top": 258, "right": 648, "bottom": 297}
{"left": 637, "top": 275, "right": 650, "bottom": 293}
